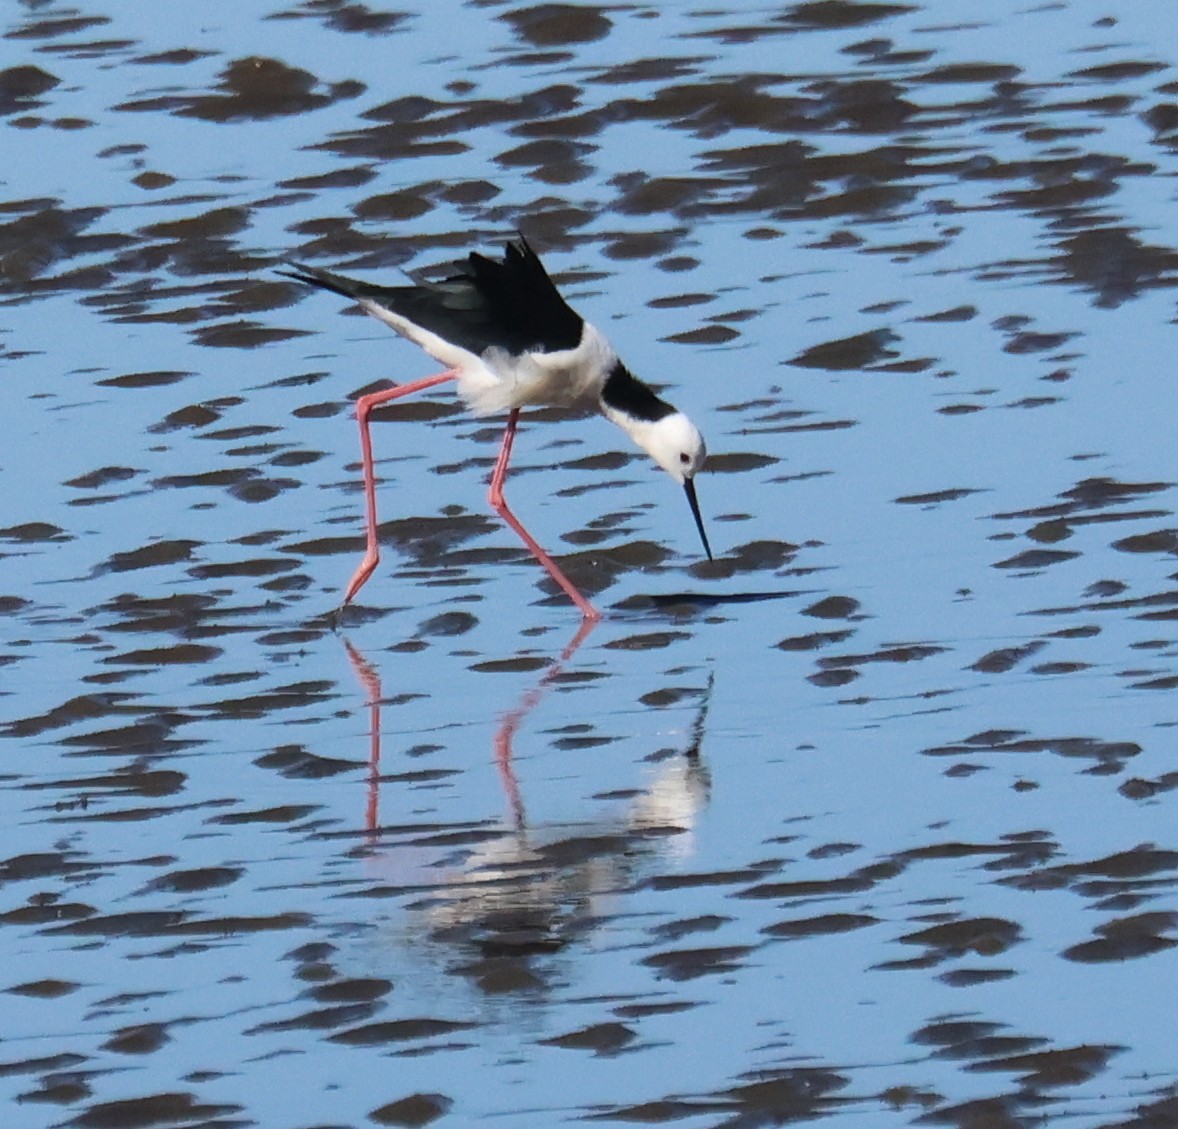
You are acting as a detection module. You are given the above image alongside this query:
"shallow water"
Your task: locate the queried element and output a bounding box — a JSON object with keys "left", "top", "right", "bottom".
{"left": 2, "top": 1, "right": 1177, "bottom": 1127}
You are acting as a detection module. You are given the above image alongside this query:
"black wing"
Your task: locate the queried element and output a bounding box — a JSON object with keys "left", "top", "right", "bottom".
{"left": 280, "top": 236, "right": 584, "bottom": 356}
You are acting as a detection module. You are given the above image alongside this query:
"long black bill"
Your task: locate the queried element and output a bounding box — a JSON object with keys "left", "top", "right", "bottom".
{"left": 683, "top": 478, "right": 713, "bottom": 561}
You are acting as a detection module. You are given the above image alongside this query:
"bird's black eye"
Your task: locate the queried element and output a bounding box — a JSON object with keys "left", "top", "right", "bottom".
{"left": 679, "top": 452, "right": 690, "bottom": 464}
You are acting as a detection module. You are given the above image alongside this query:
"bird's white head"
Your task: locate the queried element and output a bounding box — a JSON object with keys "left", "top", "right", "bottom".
{"left": 614, "top": 409, "right": 712, "bottom": 561}
{"left": 640, "top": 411, "right": 708, "bottom": 485}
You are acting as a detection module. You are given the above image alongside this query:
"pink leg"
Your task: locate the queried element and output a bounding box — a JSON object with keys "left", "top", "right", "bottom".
{"left": 343, "top": 370, "right": 458, "bottom": 606}
{"left": 488, "top": 409, "right": 602, "bottom": 621}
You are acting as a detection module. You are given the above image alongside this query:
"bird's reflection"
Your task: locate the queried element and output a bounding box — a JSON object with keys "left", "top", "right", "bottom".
{"left": 341, "top": 624, "right": 714, "bottom": 984}
{"left": 489, "top": 615, "right": 600, "bottom": 829}
{"left": 340, "top": 636, "right": 386, "bottom": 837}
{"left": 343, "top": 615, "right": 600, "bottom": 836}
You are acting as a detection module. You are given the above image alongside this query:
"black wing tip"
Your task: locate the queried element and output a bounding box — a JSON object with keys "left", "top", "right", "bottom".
{"left": 467, "top": 233, "right": 538, "bottom": 272}
{"left": 276, "top": 260, "right": 316, "bottom": 284}
{"left": 282, "top": 235, "right": 554, "bottom": 304}
{"left": 463, "top": 233, "right": 556, "bottom": 294}
{"left": 508, "top": 231, "right": 536, "bottom": 257}
{"left": 286, "top": 235, "right": 540, "bottom": 288}
{"left": 277, "top": 261, "right": 360, "bottom": 300}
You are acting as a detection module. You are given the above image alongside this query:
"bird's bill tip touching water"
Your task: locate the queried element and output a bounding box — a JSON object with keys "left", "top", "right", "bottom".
{"left": 683, "top": 477, "right": 712, "bottom": 561}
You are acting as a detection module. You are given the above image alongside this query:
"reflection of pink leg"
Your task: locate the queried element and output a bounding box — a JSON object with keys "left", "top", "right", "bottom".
{"left": 494, "top": 615, "right": 599, "bottom": 829}
{"left": 347, "top": 616, "right": 598, "bottom": 835}
{"left": 343, "top": 638, "right": 383, "bottom": 837}
{"left": 488, "top": 409, "right": 602, "bottom": 621}
{"left": 343, "top": 370, "right": 459, "bottom": 606}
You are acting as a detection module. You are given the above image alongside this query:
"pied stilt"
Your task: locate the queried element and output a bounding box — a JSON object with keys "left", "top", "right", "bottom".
{"left": 281, "top": 236, "right": 711, "bottom": 621}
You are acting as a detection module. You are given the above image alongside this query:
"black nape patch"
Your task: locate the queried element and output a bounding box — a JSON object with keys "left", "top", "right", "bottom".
{"left": 601, "top": 364, "right": 676, "bottom": 423}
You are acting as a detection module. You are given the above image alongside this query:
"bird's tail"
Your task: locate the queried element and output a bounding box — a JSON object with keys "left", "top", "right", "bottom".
{"left": 278, "top": 261, "right": 363, "bottom": 300}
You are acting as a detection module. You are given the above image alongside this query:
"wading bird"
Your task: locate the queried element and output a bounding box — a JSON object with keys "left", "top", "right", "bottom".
{"left": 282, "top": 236, "right": 710, "bottom": 621}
